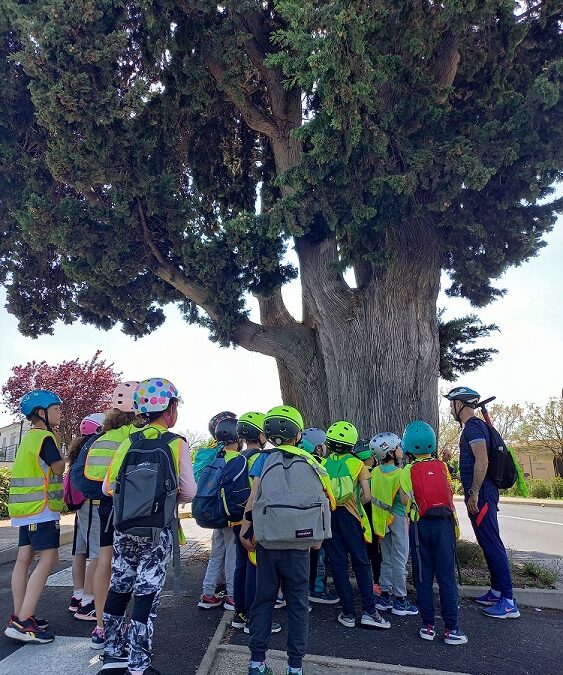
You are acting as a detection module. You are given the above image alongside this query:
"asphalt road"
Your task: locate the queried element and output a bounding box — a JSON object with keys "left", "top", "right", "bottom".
{"left": 455, "top": 500, "right": 563, "bottom": 562}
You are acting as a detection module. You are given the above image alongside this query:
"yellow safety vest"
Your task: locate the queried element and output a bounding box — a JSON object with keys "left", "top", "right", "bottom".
{"left": 8, "top": 429, "right": 64, "bottom": 517}
{"left": 84, "top": 424, "right": 139, "bottom": 482}
{"left": 370, "top": 466, "right": 402, "bottom": 537}
{"left": 322, "top": 453, "right": 372, "bottom": 543}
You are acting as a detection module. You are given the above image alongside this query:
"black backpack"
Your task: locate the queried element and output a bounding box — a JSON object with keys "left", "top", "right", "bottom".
{"left": 113, "top": 430, "right": 179, "bottom": 542}
{"left": 485, "top": 424, "right": 517, "bottom": 489}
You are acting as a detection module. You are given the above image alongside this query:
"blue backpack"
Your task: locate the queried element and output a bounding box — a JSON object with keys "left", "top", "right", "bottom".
{"left": 193, "top": 443, "right": 224, "bottom": 483}
{"left": 218, "top": 453, "right": 252, "bottom": 523}
{"left": 192, "top": 451, "right": 229, "bottom": 528}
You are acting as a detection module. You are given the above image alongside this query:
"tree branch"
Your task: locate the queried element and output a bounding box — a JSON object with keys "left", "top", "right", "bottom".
{"left": 255, "top": 287, "right": 296, "bottom": 327}
{"left": 430, "top": 29, "right": 460, "bottom": 98}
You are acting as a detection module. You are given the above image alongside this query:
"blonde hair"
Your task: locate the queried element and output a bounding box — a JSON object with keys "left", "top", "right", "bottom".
{"left": 102, "top": 409, "right": 143, "bottom": 433}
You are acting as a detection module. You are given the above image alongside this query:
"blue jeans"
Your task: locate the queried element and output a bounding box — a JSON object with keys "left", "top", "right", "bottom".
{"left": 323, "top": 507, "right": 375, "bottom": 616}
{"left": 468, "top": 488, "right": 513, "bottom": 599}
{"left": 410, "top": 517, "right": 458, "bottom": 630}
{"left": 249, "top": 545, "right": 309, "bottom": 669}
{"left": 232, "top": 524, "right": 257, "bottom": 614}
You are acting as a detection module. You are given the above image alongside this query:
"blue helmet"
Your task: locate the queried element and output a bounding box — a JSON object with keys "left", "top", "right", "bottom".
{"left": 402, "top": 421, "right": 436, "bottom": 456}
{"left": 302, "top": 428, "right": 326, "bottom": 448}
{"left": 443, "top": 387, "right": 480, "bottom": 405}
{"left": 20, "top": 390, "right": 62, "bottom": 418}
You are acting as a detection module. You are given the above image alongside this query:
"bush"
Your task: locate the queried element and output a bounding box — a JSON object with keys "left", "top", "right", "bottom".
{"left": 528, "top": 479, "right": 551, "bottom": 499}
{"left": 0, "top": 467, "right": 11, "bottom": 518}
{"left": 451, "top": 479, "right": 464, "bottom": 496}
{"left": 550, "top": 477, "right": 563, "bottom": 499}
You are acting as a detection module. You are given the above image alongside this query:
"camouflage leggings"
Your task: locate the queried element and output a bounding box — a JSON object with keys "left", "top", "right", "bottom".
{"left": 104, "top": 528, "right": 172, "bottom": 671}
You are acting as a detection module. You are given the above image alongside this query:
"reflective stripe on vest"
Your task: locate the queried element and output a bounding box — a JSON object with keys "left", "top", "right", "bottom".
{"left": 85, "top": 434, "right": 127, "bottom": 482}
{"left": 372, "top": 497, "right": 394, "bottom": 514}
{"left": 8, "top": 429, "right": 64, "bottom": 518}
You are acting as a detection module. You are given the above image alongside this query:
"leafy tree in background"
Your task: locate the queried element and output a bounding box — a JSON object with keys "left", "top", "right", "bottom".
{"left": 2, "top": 351, "right": 121, "bottom": 448}
{"left": 0, "top": 1, "right": 561, "bottom": 433}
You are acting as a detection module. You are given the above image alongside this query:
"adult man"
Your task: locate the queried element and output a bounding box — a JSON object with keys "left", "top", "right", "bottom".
{"left": 444, "top": 387, "right": 520, "bottom": 619}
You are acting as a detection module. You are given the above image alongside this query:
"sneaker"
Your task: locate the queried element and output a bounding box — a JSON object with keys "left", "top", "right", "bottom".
{"left": 444, "top": 627, "right": 469, "bottom": 645}
{"left": 232, "top": 612, "right": 248, "bottom": 629}
{"left": 373, "top": 584, "right": 381, "bottom": 596}
{"left": 91, "top": 625, "right": 105, "bottom": 649}
{"left": 337, "top": 612, "right": 356, "bottom": 628}
{"left": 97, "top": 654, "right": 129, "bottom": 672}
{"left": 4, "top": 617, "right": 55, "bottom": 644}
{"left": 198, "top": 594, "right": 224, "bottom": 609}
{"left": 30, "top": 615, "right": 49, "bottom": 629}
{"left": 361, "top": 611, "right": 391, "bottom": 629}
{"left": 223, "top": 596, "right": 235, "bottom": 611}
{"left": 308, "top": 590, "right": 340, "bottom": 605}
{"left": 419, "top": 624, "right": 436, "bottom": 641}
{"left": 392, "top": 598, "right": 419, "bottom": 616}
{"left": 68, "top": 595, "right": 81, "bottom": 612}
{"left": 75, "top": 600, "right": 97, "bottom": 621}
{"left": 375, "top": 593, "right": 393, "bottom": 611}
{"left": 248, "top": 664, "right": 273, "bottom": 675}
{"left": 244, "top": 622, "right": 282, "bottom": 634}
{"left": 473, "top": 589, "right": 501, "bottom": 606}
{"left": 275, "top": 595, "right": 286, "bottom": 609}
{"left": 286, "top": 669, "right": 303, "bottom": 675}
{"left": 482, "top": 597, "right": 521, "bottom": 619}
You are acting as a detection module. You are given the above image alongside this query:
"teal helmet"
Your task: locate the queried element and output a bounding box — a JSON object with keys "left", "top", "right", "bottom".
{"left": 402, "top": 421, "right": 436, "bottom": 456}
{"left": 443, "top": 387, "right": 480, "bottom": 405}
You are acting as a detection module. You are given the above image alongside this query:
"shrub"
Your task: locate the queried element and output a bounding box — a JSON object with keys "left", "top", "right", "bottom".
{"left": 0, "top": 467, "right": 11, "bottom": 518}
{"left": 550, "top": 477, "right": 563, "bottom": 499}
{"left": 521, "top": 561, "right": 558, "bottom": 587}
{"left": 528, "top": 479, "right": 551, "bottom": 499}
{"left": 451, "top": 479, "right": 464, "bottom": 496}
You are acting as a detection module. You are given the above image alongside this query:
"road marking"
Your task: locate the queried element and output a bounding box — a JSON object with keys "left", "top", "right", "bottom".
{"left": 499, "top": 515, "right": 563, "bottom": 526}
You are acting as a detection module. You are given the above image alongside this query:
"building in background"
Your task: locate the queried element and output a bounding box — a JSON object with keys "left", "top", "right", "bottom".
{"left": 0, "top": 419, "right": 30, "bottom": 464}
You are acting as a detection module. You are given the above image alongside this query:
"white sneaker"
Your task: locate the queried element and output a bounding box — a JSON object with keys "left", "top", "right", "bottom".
{"left": 337, "top": 613, "right": 356, "bottom": 628}
{"left": 361, "top": 611, "right": 391, "bottom": 629}
{"left": 419, "top": 625, "right": 436, "bottom": 641}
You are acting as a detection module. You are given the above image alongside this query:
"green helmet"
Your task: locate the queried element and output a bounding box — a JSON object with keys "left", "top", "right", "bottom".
{"left": 236, "top": 412, "right": 265, "bottom": 442}
{"left": 264, "top": 405, "right": 304, "bottom": 446}
{"left": 326, "top": 420, "right": 359, "bottom": 453}
{"left": 402, "top": 420, "right": 436, "bottom": 456}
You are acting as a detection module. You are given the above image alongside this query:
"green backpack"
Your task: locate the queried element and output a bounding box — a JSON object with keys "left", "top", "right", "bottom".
{"left": 324, "top": 454, "right": 355, "bottom": 505}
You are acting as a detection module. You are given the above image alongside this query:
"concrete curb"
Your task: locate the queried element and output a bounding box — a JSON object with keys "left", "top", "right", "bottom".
{"left": 204, "top": 644, "right": 473, "bottom": 675}
{"left": 453, "top": 495, "right": 563, "bottom": 508}
{"left": 0, "top": 511, "right": 194, "bottom": 566}
{"left": 195, "top": 611, "right": 231, "bottom": 675}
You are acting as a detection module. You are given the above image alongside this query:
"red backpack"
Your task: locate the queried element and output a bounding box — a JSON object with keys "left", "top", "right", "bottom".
{"left": 410, "top": 459, "right": 454, "bottom": 518}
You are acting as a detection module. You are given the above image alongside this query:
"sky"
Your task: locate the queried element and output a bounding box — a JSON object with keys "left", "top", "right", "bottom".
{"left": 0, "top": 201, "right": 561, "bottom": 436}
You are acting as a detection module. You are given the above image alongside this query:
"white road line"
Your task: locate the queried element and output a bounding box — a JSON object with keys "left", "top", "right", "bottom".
{"left": 499, "top": 515, "right": 563, "bottom": 526}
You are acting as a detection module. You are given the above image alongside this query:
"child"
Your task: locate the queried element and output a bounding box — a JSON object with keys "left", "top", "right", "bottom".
{"left": 99, "top": 378, "right": 197, "bottom": 675}
{"left": 71, "top": 381, "right": 142, "bottom": 648}
{"left": 353, "top": 439, "right": 382, "bottom": 595}
{"left": 5, "top": 390, "right": 65, "bottom": 643}
{"left": 241, "top": 405, "right": 334, "bottom": 675}
{"left": 370, "top": 432, "right": 418, "bottom": 616}
{"left": 198, "top": 415, "right": 241, "bottom": 611}
{"left": 322, "top": 422, "right": 390, "bottom": 630}
{"left": 67, "top": 413, "right": 105, "bottom": 621}
{"left": 400, "top": 420, "right": 467, "bottom": 645}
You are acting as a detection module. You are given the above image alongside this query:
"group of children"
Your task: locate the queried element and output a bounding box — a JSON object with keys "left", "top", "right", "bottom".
{"left": 5, "top": 384, "right": 469, "bottom": 675}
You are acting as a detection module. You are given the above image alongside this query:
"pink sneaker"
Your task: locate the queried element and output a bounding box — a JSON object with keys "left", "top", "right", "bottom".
{"left": 198, "top": 594, "right": 223, "bottom": 609}
{"left": 223, "top": 596, "right": 235, "bottom": 611}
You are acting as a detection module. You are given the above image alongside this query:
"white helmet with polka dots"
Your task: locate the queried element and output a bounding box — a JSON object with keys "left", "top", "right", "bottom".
{"left": 133, "top": 378, "right": 180, "bottom": 414}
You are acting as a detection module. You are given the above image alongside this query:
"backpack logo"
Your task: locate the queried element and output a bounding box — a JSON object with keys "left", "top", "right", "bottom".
{"left": 296, "top": 528, "right": 313, "bottom": 538}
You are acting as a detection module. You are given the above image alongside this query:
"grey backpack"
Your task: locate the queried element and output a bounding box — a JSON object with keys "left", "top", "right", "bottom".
{"left": 253, "top": 449, "right": 331, "bottom": 550}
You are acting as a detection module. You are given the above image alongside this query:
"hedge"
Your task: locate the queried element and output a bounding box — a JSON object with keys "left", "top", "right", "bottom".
{"left": 0, "top": 467, "right": 11, "bottom": 518}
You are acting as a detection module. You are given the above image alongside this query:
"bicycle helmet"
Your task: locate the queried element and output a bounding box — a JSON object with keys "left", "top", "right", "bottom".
{"left": 208, "top": 411, "right": 237, "bottom": 439}
{"left": 236, "top": 412, "right": 265, "bottom": 442}
{"left": 369, "top": 432, "right": 402, "bottom": 462}
{"left": 353, "top": 438, "right": 372, "bottom": 461}
{"left": 20, "top": 390, "right": 62, "bottom": 418}
{"left": 402, "top": 420, "right": 436, "bottom": 456}
{"left": 215, "top": 416, "right": 239, "bottom": 443}
{"left": 326, "top": 420, "right": 359, "bottom": 453}
{"left": 133, "top": 378, "right": 180, "bottom": 414}
{"left": 443, "top": 387, "right": 480, "bottom": 405}
{"left": 264, "top": 405, "right": 304, "bottom": 446}
{"left": 112, "top": 381, "right": 139, "bottom": 413}
{"left": 80, "top": 412, "right": 105, "bottom": 436}
{"left": 302, "top": 428, "right": 326, "bottom": 449}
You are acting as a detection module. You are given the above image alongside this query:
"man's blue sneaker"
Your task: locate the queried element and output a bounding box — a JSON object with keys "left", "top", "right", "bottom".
{"left": 375, "top": 594, "right": 393, "bottom": 611}
{"left": 392, "top": 598, "right": 419, "bottom": 616}
{"left": 473, "top": 589, "right": 500, "bottom": 606}
{"left": 248, "top": 664, "right": 273, "bottom": 675}
{"left": 309, "top": 590, "right": 340, "bottom": 605}
{"left": 444, "top": 627, "right": 469, "bottom": 645}
{"left": 482, "top": 597, "right": 520, "bottom": 619}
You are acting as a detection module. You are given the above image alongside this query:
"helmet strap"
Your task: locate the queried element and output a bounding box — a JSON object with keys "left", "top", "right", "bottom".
{"left": 42, "top": 408, "right": 52, "bottom": 432}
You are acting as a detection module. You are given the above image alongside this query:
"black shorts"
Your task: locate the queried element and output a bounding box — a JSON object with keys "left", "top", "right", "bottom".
{"left": 18, "top": 520, "right": 60, "bottom": 551}
{"left": 98, "top": 501, "right": 114, "bottom": 548}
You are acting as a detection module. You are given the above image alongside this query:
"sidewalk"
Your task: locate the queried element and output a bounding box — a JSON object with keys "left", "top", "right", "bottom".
{"left": 453, "top": 494, "right": 563, "bottom": 508}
